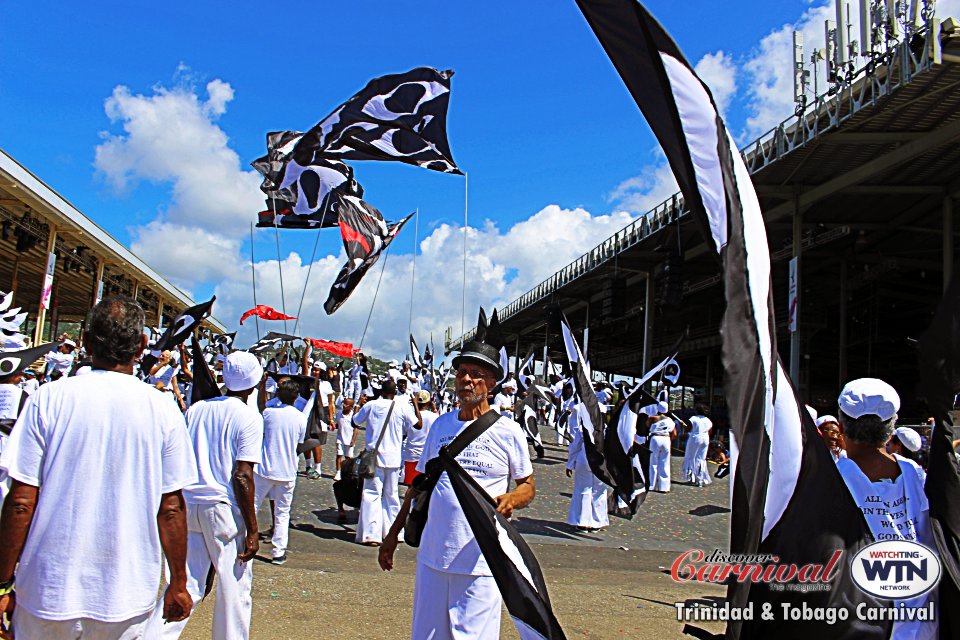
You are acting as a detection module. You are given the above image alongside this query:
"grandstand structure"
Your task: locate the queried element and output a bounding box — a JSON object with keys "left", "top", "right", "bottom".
{"left": 0, "top": 148, "right": 226, "bottom": 345}
{"left": 447, "top": 16, "right": 960, "bottom": 416}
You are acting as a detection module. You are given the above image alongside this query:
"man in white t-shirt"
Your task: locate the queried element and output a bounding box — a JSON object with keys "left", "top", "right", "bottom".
{"left": 149, "top": 351, "right": 265, "bottom": 640}
{"left": 352, "top": 379, "right": 420, "bottom": 545}
{"left": 255, "top": 378, "right": 307, "bottom": 564}
{"left": 492, "top": 379, "right": 517, "bottom": 420}
{"left": 835, "top": 378, "right": 937, "bottom": 640}
{"left": 379, "top": 338, "right": 534, "bottom": 639}
{"left": 43, "top": 339, "right": 76, "bottom": 381}
{"left": 0, "top": 297, "right": 197, "bottom": 639}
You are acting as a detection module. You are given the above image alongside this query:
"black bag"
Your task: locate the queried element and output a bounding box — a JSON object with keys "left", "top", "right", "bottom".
{"left": 358, "top": 401, "right": 395, "bottom": 479}
{"left": 404, "top": 409, "right": 500, "bottom": 547}
{"left": 333, "top": 456, "right": 363, "bottom": 508}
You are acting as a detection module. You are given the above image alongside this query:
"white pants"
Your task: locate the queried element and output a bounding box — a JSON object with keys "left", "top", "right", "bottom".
{"left": 147, "top": 502, "right": 253, "bottom": 640}
{"left": 567, "top": 463, "right": 609, "bottom": 528}
{"left": 254, "top": 476, "right": 296, "bottom": 558}
{"left": 649, "top": 435, "right": 672, "bottom": 492}
{"left": 345, "top": 379, "right": 362, "bottom": 399}
{"left": 411, "top": 562, "right": 502, "bottom": 639}
{"left": 688, "top": 434, "right": 712, "bottom": 486}
{"left": 356, "top": 466, "right": 400, "bottom": 544}
{"left": 680, "top": 435, "right": 696, "bottom": 481}
{"left": 12, "top": 609, "right": 149, "bottom": 640}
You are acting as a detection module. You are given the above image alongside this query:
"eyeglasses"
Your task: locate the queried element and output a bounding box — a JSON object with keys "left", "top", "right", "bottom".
{"left": 455, "top": 367, "right": 493, "bottom": 381}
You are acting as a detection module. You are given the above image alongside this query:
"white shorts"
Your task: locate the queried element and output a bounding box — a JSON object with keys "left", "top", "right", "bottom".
{"left": 337, "top": 442, "right": 354, "bottom": 457}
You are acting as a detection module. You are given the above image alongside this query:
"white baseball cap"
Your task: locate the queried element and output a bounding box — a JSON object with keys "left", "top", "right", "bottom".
{"left": 62, "top": 339, "right": 77, "bottom": 349}
{"left": 222, "top": 351, "right": 264, "bottom": 392}
{"left": 816, "top": 415, "right": 839, "bottom": 428}
{"left": 894, "top": 427, "right": 922, "bottom": 452}
{"left": 838, "top": 378, "right": 900, "bottom": 421}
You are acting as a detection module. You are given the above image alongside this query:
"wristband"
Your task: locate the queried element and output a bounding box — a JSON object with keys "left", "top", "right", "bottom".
{"left": 0, "top": 577, "right": 14, "bottom": 597}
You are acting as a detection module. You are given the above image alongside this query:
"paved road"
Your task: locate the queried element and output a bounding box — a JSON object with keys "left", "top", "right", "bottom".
{"left": 179, "top": 425, "right": 731, "bottom": 639}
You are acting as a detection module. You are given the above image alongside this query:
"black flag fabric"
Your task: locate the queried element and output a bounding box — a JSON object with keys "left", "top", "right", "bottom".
{"left": 547, "top": 305, "right": 614, "bottom": 487}
{"left": 917, "top": 269, "right": 960, "bottom": 640}
{"left": 439, "top": 449, "right": 566, "bottom": 640}
{"left": 575, "top": 2, "right": 889, "bottom": 638}
{"left": 324, "top": 193, "right": 414, "bottom": 314}
{"left": 190, "top": 337, "right": 221, "bottom": 405}
{"left": 213, "top": 332, "right": 236, "bottom": 356}
{"left": 154, "top": 297, "right": 215, "bottom": 353}
{"left": 0, "top": 343, "right": 55, "bottom": 378}
{"left": 254, "top": 159, "right": 363, "bottom": 228}
{"left": 410, "top": 334, "right": 423, "bottom": 370}
{"left": 251, "top": 130, "right": 304, "bottom": 194}
{"left": 291, "top": 67, "right": 461, "bottom": 174}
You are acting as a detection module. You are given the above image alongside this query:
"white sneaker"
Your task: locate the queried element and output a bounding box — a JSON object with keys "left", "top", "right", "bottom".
{"left": 333, "top": 471, "right": 341, "bottom": 481}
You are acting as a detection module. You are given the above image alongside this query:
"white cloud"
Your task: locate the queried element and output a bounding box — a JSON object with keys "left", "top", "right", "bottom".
{"left": 94, "top": 76, "right": 262, "bottom": 284}
{"left": 694, "top": 50, "right": 738, "bottom": 117}
{"left": 606, "top": 154, "right": 679, "bottom": 215}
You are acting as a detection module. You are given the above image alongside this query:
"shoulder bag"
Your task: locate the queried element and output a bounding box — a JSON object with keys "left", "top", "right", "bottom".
{"left": 357, "top": 401, "right": 395, "bottom": 479}
{"left": 404, "top": 409, "right": 500, "bottom": 547}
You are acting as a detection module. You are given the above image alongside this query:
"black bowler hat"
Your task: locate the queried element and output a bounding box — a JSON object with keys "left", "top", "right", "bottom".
{"left": 452, "top": 308, "right": 504, "bottom": 379}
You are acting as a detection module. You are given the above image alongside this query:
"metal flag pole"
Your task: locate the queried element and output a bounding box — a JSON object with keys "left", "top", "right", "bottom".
{"left": 270, "top": 195, "right": 289, "bottom": 333}
{"left": 292, "top": 195, "right": 334, "bottom": 336}
{"left": 461, "top": 172, "right": 468, "bottom": 343}
{"left": 357, "top": 247, "right": 392, "bottom": 352}
{"left": 250, "top": 222, "right": 261, "bottom": 340}
{"left": 408, "top": 208, "right": 419, "bottom": 340}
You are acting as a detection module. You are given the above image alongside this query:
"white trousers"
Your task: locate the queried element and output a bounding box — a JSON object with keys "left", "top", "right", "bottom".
{"left": 254, "top": 476, "right": 296, "bottom": 557}
{"left": 12, "top": 609, "right": 149, "bottom": 640}
{"left": 356, "top": 466, "right": 400, "bottom": 544}
{"left": 680, "top": 435, "right": 696, "bottom": 481}
{"left": 567, "top": 463, "right": 609, "bottom": 528}
{"left": 688, "top": 434, "right": 712, "bottom": 486}
{"left": 345, "top": 379, "right": 362, "bottom": 399}
{"left": 147, "top": 502, "right": 253, "bottom": 640}
{"left": 649, "top": 435, "right": 672, "bottom": 492}
{"left": 411, "top": 562, "right": 502, "bottom": 640}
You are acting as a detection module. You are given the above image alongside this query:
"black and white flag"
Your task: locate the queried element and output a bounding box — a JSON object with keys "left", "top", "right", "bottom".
{"left": 255, "top": 160, "right": 363, "bottom": 227}
{"left": 251, "top": 130, "right": 304, "bottom": 194}
{"left": 293, "top": 67, "right": 460, "bottom": 174}
{"left": 917, "top": 268, "right": 960, "bottom": 640}
{"left": 547, "top": 304, "right": 614, "bottom": 487}
{"left": 576, "top": 2, "right": 889, "bottom": 638}
{"left": 213, "top": 332, "right": 236, "bottom": 356}
{"left": 0, "top": 343, "right": 54, "bottom": 378}
{"left": 190, "top": 336, "right": 221, "bottom": 405}
{"left": 439, "top": 448, "right": 566, "bottom": 640}
{"left": 324, "top": 193, "right": 413, "bottom": 314}
{"left": 153, "top": 297, "right": 215, "bottom": 353}
{"left": 410, "top": 334, "right": 424, "bottom": 370}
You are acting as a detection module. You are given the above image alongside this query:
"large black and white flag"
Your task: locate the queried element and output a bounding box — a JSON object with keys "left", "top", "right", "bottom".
{"left": 409, "top": 334, "right": 424, "bottom": 370}
{"left": 255, "top": 160, "right": 363, "bottom": 227}
{"left": 190, "top": 337, "right": 221, "bottom": 405}
{"left": 153, "top": 297, "right": 215, "bottom": 352}
{"left": 293, "top": 67, "right": 461, "bottom": 174}
{"left": 0, "top": 343, "right": 55, "bottom": 378}
{"left": 917, "top": 269, "right": 960, "bottom": 640}
{"left": 213, "top": 331, "right": 236, "bottom": 356}
{"left": 251, "top": 130, "right": 304, "bottom": 194}
{"left": 439, "top": 449, "right": 566, "bottom": 640}
{"left": 576, "top": 2, "right": 889, "bottom": 638}
{"left": 547, "top": 305, "right": 614, "bottom": 487}
{"left": 324, "top": 193, "right": 413, "bottom": 314}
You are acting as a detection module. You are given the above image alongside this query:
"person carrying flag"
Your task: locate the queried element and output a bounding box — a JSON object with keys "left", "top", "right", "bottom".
{"left": 378, "top": 335, "right": 535, "bottom": 639}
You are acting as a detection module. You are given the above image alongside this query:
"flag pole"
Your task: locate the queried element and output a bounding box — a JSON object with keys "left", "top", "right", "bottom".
{"left": 408, "top": 208, "right": 419, "bottom": 340}
{"left": 270, "top": 195, "right": 289, "bottom": 333}
{"left": 461, "top": 172, "right": 468, "bottom": 344}
{"left": 357, "top": 247, "right": 392, "bottom": 352}
{"left": 292, "top": 225, "right": 323, "bottom": 337}
{"left": 250, "top": 222, "right": 261, "bottom": 340}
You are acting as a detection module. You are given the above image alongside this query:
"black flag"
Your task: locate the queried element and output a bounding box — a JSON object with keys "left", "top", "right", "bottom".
{"left": 324, "top": 193, "right": 413, "bottom": 314}
{"left": 547, "top": 305, "right": 614, "bottom": 487}
{"left": 575, "top": 2, "right": 890, "bottom": 638}
{"left": 251, "top": 130, "right": 304, "bottom": 194}
{"left": 254, "top": 159, "right": 363, "bottom": 228}
{"left": 439, "top": 449, "right": 566, "bottom": 640}
{"left": 213, "top": 332, "right": 236, "bottom": 356}
{"left": 154, "top": 297, "right": 215, "bottom": 353}
{"left": 190, "top": 337, "right": 221, "bottom": 405}
{"left": 292, "top": 67, "right": 460, "bottom": 174}
{"left": 0, "top": 343, "right": 55, "bottom": 378}
{"left": 917, "top": 269, "right": 960, "bottom": 640}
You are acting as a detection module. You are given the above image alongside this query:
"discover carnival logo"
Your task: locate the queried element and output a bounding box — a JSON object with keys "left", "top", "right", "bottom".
{"left": 851, "top": 540, "right": 941, "bottom": 599}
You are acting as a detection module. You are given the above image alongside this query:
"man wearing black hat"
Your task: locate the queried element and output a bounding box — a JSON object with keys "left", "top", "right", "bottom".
{"left": 379, "top": 333, "right": 535, "bottom": 639}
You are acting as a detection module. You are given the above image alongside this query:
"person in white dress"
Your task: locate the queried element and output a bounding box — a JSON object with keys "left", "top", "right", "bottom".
{"left": 566, "top": 403, "right": 609, "bottom": 531}
{"left": 648, "top": 415, "right": 677, "bottom": 492}
{"left": 835, "top": 378, "right": 937, "bottom": 640}
{"left": 685, "top": 404, "right": 713, "bottom": 486}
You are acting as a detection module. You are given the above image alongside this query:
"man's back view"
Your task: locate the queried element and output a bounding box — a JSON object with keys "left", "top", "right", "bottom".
{"left": 0, "top": 296, "right": 197, "bottom": 639}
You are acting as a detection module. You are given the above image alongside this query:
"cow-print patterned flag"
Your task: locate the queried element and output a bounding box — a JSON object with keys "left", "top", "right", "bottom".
{"left": 294, "top": 67, "right": 460, "bottom": 174}
{"left": 254, "top": 153, "right": 364, "bottom": 226}
{"left": 324, "top": 192, "right": 414, "bottom": 315}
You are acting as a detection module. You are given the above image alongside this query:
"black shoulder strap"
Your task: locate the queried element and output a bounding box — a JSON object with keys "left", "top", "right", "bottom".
{"left": 17, "top": 389, "right": 28, "bottom": 416}
{"left": 443, "top": 409, "right": 500, "bottom": 458}
{"left": 372, "top": 401, "right": 396, "bottom": 455}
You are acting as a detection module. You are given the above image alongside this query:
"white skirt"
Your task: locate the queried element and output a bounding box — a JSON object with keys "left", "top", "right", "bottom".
{"left": 567, "top": 463, "right": 609, "bottom": 529}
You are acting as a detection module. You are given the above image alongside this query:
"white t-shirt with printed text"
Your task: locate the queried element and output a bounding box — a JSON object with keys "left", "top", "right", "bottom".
{"left": 416, "top": 411, "right": 533, "bottom": 576}
{"left": 0, "top": 371, "right": 196, "bottom": 622}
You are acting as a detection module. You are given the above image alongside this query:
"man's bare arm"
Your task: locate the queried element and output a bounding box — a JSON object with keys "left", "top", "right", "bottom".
{"left": 0, "top": 481, "right": 38, "bottom": 582}
{"left": 233, "top": 460, "right": 259, "bottom": 561}
{"left": 157, "top": 490, "right": 192, "bottom": 622}
{"left": 495, "top": 474, "right": 535, "bottom": 518}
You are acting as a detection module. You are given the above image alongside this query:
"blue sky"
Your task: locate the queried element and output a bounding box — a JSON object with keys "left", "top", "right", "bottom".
{"left": 0, "top": 1, "right": 867, "bottom": 356}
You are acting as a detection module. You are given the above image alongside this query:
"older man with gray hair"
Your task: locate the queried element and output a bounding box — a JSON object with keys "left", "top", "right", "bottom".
{"left": 835, "top": 377, "right": 937, "bottom": 640}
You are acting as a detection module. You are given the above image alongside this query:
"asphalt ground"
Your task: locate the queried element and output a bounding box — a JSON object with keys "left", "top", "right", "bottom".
{"left": 178, "top": 426, "right": 731, "bottom": 639}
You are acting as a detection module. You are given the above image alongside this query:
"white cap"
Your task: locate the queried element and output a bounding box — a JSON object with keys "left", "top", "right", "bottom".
{"left": 62, "top": 339, "right": 77, "bottom": 349}
{"left": 816, "top": 415, "right": 839, "bottom": 427}
{"left": 502, "top": 379, "right": 517, "bottom": 390}
{"left": 315, "top": 361, "right": 327, "bottom": 371}
{"left": 895, "top": 427, "right": 922, "bottom": 452}
{"left": 222, "top": 351, "right": 264, "bottom": 392}
{"left": 388, "top": 359, "right": 399, "bottom": 368}
{"left": 838, "top": 378, "right": 900, "bottom": 421}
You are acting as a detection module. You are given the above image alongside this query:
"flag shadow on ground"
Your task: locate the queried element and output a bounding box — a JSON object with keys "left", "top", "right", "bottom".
{"left": 511, "top": 517, "right": 604, "bottom": 542}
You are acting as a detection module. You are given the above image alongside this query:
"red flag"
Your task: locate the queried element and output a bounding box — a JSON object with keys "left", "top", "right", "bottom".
{"left": 239, "top": 305, "right": 296, "bottom": 325}
{"left": 307, "top": 338, "right": 357, "bottom": 359}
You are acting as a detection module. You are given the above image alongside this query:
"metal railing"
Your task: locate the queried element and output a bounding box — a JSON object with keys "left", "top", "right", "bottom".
{"left": 447, "top": 26, "right": 940, "bottom": 350}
